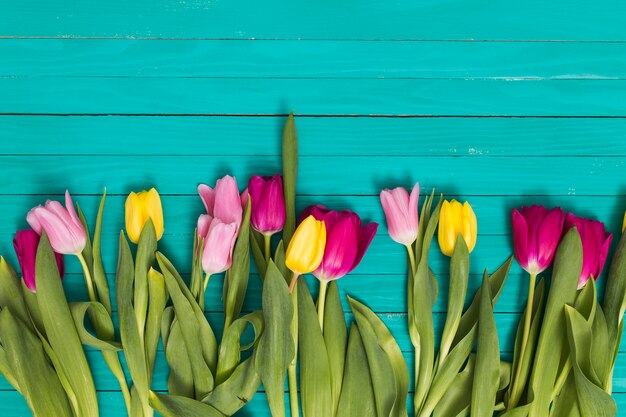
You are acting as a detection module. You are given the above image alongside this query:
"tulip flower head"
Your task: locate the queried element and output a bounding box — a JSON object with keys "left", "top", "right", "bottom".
{"left": 247, "top": 174, "right": 286, "bottom": 236}
{"left": 26, "top": 190, "right": 87, "bottom": 255}
{"left": 380, "top": 183, "right": 420, "bottom": 247}
{"left": 438, "top": 199, "right": 477, "bottom": 257}
{"left": 300, "top": 205, "right": 377, "bottom": 282}
{"left": 285, "top": 215, "right": 326, "bottom": 286}
{"left": 197, "top": 175, "right": 247, "bottom": 275}
{"left": 511, "top": 205, "right": 565, "bottom": 276}
{"left": 125, "top": 188, "right": 164, "bottom": 244}
{"left": 565, "top": 213, "right": 612, "bottom": 289}
{"left": 13, "top": 229, "right": 64, "bottom": 292}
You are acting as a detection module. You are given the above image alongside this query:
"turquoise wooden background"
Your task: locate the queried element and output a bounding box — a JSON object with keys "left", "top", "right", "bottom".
{"left": 1, "top": 0, "right": 626, "bottom": 415}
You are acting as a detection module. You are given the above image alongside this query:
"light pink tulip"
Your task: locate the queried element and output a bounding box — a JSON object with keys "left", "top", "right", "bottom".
{"left": 26, "top": 190, "right": 87, "bottom": 255}
{"left": 380, "top": 183, "right": 420, "bottom": 246}
{"left": 197, "top": 175, "right": 246, "bottom": 275}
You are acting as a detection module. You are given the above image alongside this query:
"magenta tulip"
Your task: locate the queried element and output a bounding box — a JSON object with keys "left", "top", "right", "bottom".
{"left": 511, "top": 205, "right": 565, "bottom": 275}
{"left": 565, "top": 213, "right": 613, "bottom": 288}
{"left": 247, "top": 174, "right": 286, "bottom": 236}
{"left": 26, "top": 190, "right": 87, "bottom": 255}
{"left": 197, "top": 175, "right": 247, "bottom": 275}
{"left": 13, "top": 229, "right": 64, "bottom": 292}
{"left": 380, "top": 183, "right": 420, "bottom": 247}
{"left": 300, "top": 205, "right": 378, "bottom": 281}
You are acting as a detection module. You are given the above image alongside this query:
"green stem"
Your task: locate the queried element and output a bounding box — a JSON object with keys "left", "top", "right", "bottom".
{"left": 317, "top": 280, "right": 329, "bottom": 331}
{"left": 509, "top": 272, "right": 537, "bottom": 408}
{"left": 76, "top": 253, "right": 97, "bottom": 302}
{"left": 407, "top": 245, "right": 417, "bottom": 274}
{"left": 264, "top": 233, "right": 272, "bottom": 264}
{"left": 288, "top": 278, "right": 300, "bottom": 417}
{"left": 551, "top": 357, "right": 572, "bottom": 402}
{"left": 199, "top": 273, "right": 211, "bottom": 311}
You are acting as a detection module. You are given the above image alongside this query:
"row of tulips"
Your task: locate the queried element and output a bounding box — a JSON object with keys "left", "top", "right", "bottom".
{"left": 1, "top": 114, "right": 626, "bottom": 417}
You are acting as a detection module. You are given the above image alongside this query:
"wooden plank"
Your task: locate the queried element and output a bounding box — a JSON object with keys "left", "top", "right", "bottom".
{"left": 2, "top": 39, "right": 626, "bottom": 79}
{"left": 1, "top": 0, "right": 625, "bottom": 40}
{"left": 0, "top": 155, "right": 621, "bottom": 196}
{"left": 2, "top": 78, "right": 626, "bottom": 116}
{"left": 2, "top": 116, "right": 626, "bottom": 156}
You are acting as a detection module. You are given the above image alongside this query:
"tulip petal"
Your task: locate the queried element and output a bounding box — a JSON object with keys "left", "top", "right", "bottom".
{"left": 315, "top": 217, "right": 358, "bottom": 281}
{"left": 144, "top": 188, "right": 164, "bottom": 240}
{"left": 213, "top": 175, "right": 243, "bottom": 228}
{"left": 125, "top": 192, "right": 144, "bottom": 244}
{"left": 352, "top": 222, "right": 378, "bottom": 271}
{"left": 197, "top": 184, "right": 216, "bottom": 216}
{"left": 202, "top": 220, "right": 238, "bottom": 275}
{"left": 536, "top": 208, "right": 565, "bottom": 271}
{"left": 511, "top": 209, "right": 530, "bottom": 272}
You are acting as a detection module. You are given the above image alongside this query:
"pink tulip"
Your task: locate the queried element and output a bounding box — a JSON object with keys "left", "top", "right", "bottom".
{"left": 197, "top": 175, "right": 246, "bottom": 275}
{"left": 13, "top": 229, "right": 64, "bottom": 292}
{"left": 300, "top": 205, "right": 378, "bottom": 281}
{"left": 565, "top": 213, "right": 613, "bottom": 289}
{"left": 380, "top": 183, "right": 420, "bottom": 246}
{"left": 511, "top": 205, "right": 565, "bottom": 275}
{"left": 26, "top": 190, "right": 87, "bottom": 255}
{"left": 247, "top": 174, "right": 285, "bottom": 235}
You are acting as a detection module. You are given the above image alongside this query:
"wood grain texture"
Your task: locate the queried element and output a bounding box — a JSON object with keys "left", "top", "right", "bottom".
{"left": 1, "top": 0, "right": 625, "bottom": 40}
{"left": 1, "top": 2, "right": 626, "bottom": 415}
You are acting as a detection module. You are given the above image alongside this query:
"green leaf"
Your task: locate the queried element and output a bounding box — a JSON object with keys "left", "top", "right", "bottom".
{"left": 146, "top": 268, "right": 167, "bottom": 378}
{"left": 551, "top": 373, "right": 580, "bottom": 417}
{"left": 190, "top": 232, "right": 204, "bottom": 303}
{"left": 507, "top": 278, "right": 546, "bottom": 408}
{"left": 149, "top": 392, "right": 224, "bottom": 417}
{"left": 274, "top": 240, "right": 290, "bottom": 282}
{"left": 603, "top": 231, "right": 626, "bottom": 365}
{"left": 349, "top": 295, "right": 409, "bottom": 417}
{"left": 92, "top": 190, "right": 112, "bottom": 314}
{"left": 22, "top": 283, "right": 45, "bottom": 335}
{"left": 36, "top": 232, "right": 99, "bottom": 417}
{"left": 0, "top": 308, "right": 73, "bottom": 417}
{"left": 282, "top": 112, "right": 298, "bottom": 245}
{"left": 471, "top": 275, "right": 500, "bottom": 417}
{"left": 420, "top": 325, "right": 477, "bottom": 416}
{"left": 116, "top": 232, "right": 151, "bottom": 412}
{"left": 157, "top": 252, "right": 218, "bottom": 374}
{"left": 564, "top": 305, "right": 616, "bottom": 417}
{"left": 298, "top": 280, "right": 333, "bottom": 417}
{"left": 336, "top": 325, "right": 376, "bottom": 417}
{"left": 216, "top": 311, "right": 264, "bottom": 385}
{"left": 323, "top": 281, "right": 347, "bottom": 415}
{"left": 157, "top": 251, "right": 214, "bottom": 398}
{"left": 165, "top": 319, "right": 194, "bottom": 398}
{"left": 134, "top": 219, "right": 157, "bottom": 337}
{"left": 69, "top": 301, "right": 121, "bottom": 351}
{"left": 591, "top": 304, "right": 610, "bottom": 387}
{"left": 527, "top": 229, "right": 582, "bottom": 417}
{"left": 453, "top": 257, "right": 513, "bottom": 347}
{"left": 202, "top": 357, "right": 261, "bottom": 416}
{"left": 161, "top": 306, "right": 175, "bottom": 348}
{"left": 0, "top": 257, "right": 32, "bottom": 330}
{"left": 0, "top": 343, "right": 20, "bottom": 392}
{"left": 254, "top": 261, "right": 294, "bottom": 417}
{"left": 224, "top": 199, "right": 251, "bottom": 330}
{"left": 439, "top": 236, "right": 469, "bottom": 366}
{"left": 433, "top": 355, "right": 474, "bottom": 417}
{"left": 250, "top": 229, "right": 267, "bottom": 279}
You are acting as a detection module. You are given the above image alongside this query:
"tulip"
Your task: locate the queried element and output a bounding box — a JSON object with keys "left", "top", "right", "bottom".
{"left": 197, "top": 176, "right": 247, "bottom": 290}
{"left": 125, "top": 188, "right": 164, "bottom": 244}
{"left": 13, "top": 229, "right": 64, "bottom": 292}
{"left": 565, "top": 213, "right": 613, "bottom": 289}
{"left": 26, "top": 190, "right": 87, "bottom": 255}
{"left": 300, "top": 205, "right": 377, "bottom": 329}
{"left": 508, "top": 205, "right": 565, "bottom": 407}
{"left": 285, "top": 215, "right": 326, "bottom": 291}
{"left": 622, "top": 211, "right": 626, "bottom": 233}
{"left": 248, "top": 174, "right": 286, "bottom": 236}
{"left": 511, "top": 205, "right": 565, "bottom": 275}
{"left": 438, "top": 199, "right": 477, "bottom": 257}
{"left": 380, "top": 183, "right": 420, "bottom": 247}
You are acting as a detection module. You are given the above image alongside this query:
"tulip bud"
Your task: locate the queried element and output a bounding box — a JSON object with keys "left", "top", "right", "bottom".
{"left": 285, "top": 215, "right": 326, "bottom": 276}
{"left": 511, "top": 205, "right": 565, "bottom": 275}
{"left": 380, "top": 183, "right": 420, "bottom": 246}
{"left": 13, "top": 229, "right": 64, "bottom": 292}
{"left": 125, "top": 188, "right": 164, "bottom": 244}
{"left": 565, "top": 213, "right": 612, "bottom": 288}
{"left": 301, "top": 205, "right": 377, "bottom": 281}
{"left": 438, "top": 199, "right": 477, "bottom": 257}
{"left": 247, "top": 174, "right": 286, "bottom": 236}
{"left": 26, "top": 190, "right": 87, "bottom": 255}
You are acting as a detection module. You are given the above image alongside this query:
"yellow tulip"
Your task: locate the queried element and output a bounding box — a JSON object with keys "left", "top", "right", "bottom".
{"left": 125, "top": 188, "right": 164, "bottom": 243}
{"left": 438, "top": 199, "right": 477, "bottom": 256}
{"left": 285, "top": 215, "right": 326, "bottom": 277}
{"left": 623, "top": 211, "right": 626, "bottom": 233}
